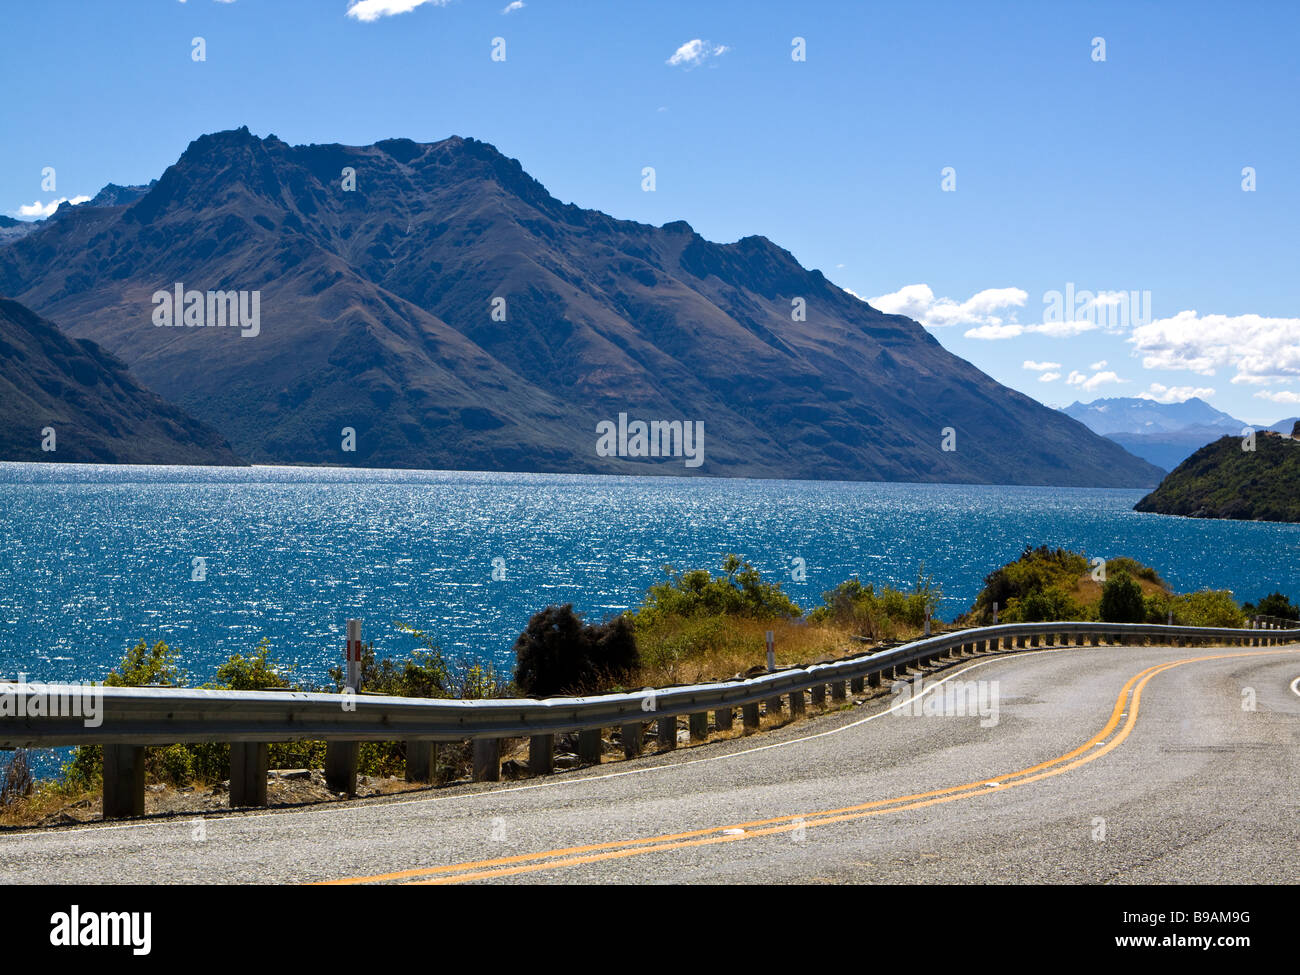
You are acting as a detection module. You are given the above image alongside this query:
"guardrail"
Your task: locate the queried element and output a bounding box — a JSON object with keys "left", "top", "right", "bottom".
{"left": 3, "top": 619, "right": 1297, "bottom": 819}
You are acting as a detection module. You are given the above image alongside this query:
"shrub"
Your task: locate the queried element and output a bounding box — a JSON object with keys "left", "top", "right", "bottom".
{"left": 1242, "top": 591, "right": 1299, "bottom": 621}
{"left": 635, "top": 555, "right": 801, "bottom": 627}
{"left": 1100, "top": 572, "right": 1146, "bottom": 623}
{"left": 106, "top": 639, "right": 183, "bottom": 687}
{"left": 1104, "top": 557, "right": 1166, "bottom": 588}
{"left": 1173, "top": 590, "right": 1246, "bottom": 628}
{"left": 808, "top": 567, "right": 942, "bottom": 637}
{"left": 214, "top": 638, "right": 290, "bottom": 690}
{"left": 1015, "top": 586, "right": 1083, "bottom": 623}
{"left": 969, "top": 546, "right": 1089, "bottom": 622}
{"left": 513, "top": 604, "right": 638, "bottom": 697}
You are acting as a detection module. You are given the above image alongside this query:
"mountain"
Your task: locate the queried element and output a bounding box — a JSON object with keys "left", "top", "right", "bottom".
{"left": 1062, "top": 396, "right": 1250, "bottom": 471}
{"left": 0, "top": 214, "right": 39, "bottom": 247}
{"left": 0, "top": 297, "right": 243, "bottom": 465}
{"left": 1134, "top": 426, "right": 1300, "bottom": 522}
{"left": 0, "top": 127, "right": 1162, "bottom": 486}
{"left": 1267, "top": 416, "right": 1300, "bottom": 434}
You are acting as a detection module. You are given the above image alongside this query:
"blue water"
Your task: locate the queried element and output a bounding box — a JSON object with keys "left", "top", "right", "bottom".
{"left": 3, "top": 463, "right": 1297, "bottom": 690}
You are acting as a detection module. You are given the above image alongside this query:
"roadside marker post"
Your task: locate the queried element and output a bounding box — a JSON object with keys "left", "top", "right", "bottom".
{"left": 345, "top": 618, "right": 362, "bottom": 692}
{"left": 325, "top": 618, "right": 363, "bottom": 794}
{"left": 764, "top": 630, "right": 782, "bottom": 717}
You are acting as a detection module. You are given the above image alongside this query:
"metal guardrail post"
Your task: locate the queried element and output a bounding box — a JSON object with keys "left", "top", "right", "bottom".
{"left": 229, "top": 741, "right": 268, "bottom": 806}
{"left": 742, "top": 702, "right": 760, "bottom": 729}
{"left": 689, "top": 712, "right": 709, "bottom": 741}
{"left": 657, "top": 716, "right": 677, "bottom": 749}
{"left": 102, "top": 743, "right": 145, "bottom": 819}
{"left": 406, "top": 739, "right": 437, "bottom": 783}
{"left": 472, "top": 738, "right": 501, "bottom": 781}
{"left": 789, "top": 688, "right": 806, "bottom": 714}
{"left": 324, "top": 740, "right": 359, "bottom": 794}
{"left": 714, "top": 706, "right": 734, "bottom": 731}
{"left": 578, "top": 727, "right": 602, "bottom": 765}
{"left": 622, "top": 723, "right": 643, "bottom": 758}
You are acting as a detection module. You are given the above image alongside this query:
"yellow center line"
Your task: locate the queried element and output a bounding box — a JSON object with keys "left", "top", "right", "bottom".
{"left": 319, "top": 648, "right": 1293, "bottom": 885}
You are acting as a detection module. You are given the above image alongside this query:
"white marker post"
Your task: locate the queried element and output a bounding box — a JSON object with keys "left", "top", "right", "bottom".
{"left": 326, "top": 618, "right": 364, "bottom": 794}
{"left": 992, "top": 601, "right": 999, "bottom": 624}
{"left": 346, "top": 618, "right": 362, "bottom": 691}
{"left": 765, "top": 630, "right": 775, "bottom": 671}
{"left": 924, "top": 610, "right": 931, "bottom": 637}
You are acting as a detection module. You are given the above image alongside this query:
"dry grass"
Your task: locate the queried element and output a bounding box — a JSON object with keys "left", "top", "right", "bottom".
{"left": 0, "top": 781, "right": 97, "bottom": 828}
{"left": 632, "top": 615, "right": 923, "bottom": 688}
{"left": 1069, "top": 574, "right": 1168, "bottom": 608}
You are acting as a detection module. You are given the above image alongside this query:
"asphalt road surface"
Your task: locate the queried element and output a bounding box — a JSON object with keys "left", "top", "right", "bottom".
{"left": 3, "top": 643, "right": 1297, "bottom": 884}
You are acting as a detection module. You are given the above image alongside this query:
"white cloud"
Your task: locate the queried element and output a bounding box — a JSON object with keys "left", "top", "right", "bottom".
{"left": 1031, "top": 318, "right": 1098, "bottom": 338}
{"left": 346, "top": 0, "right": 449, "bottom": 22}
{"left": 1023, "top": 360, "right": 1061, "bottom": 371}
{"left": 1137, "top": 383, "right": 1217, "bottom": 404}
{"left": 1130, "top": 310, "right": 1300, "bottom": 382}
{"left": 1067, "top": 370, "right": 1125, "bottom": 392}
{"left": 964, "top": 324, "right": 1024, "bottom": 340}
{"left": 1038, "top": 371, "right": 1061, "bottom": 383}
{"left": 1089, "top": 360, "right": 1107, "bottom": 370}
{"left": 1253, "top": 389, "right": 1300, "bottom": 405}
{"left": 869, "top": 283, "right": 1028, "bottom": 329}
{"left": 14, "top": 196, "right": 90, "bottom": 218}
{"left": 502, "top": 0, "right": 524, "bottom": 11}
{"left": 667, "top": 39, "right": 730, "bottom": 67}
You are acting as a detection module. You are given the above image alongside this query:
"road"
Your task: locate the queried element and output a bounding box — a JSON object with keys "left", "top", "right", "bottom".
{"left": 2, "top": 643, "right": 1297, "bottom": 884}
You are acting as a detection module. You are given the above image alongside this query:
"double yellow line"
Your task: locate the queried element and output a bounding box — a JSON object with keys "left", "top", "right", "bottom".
{"left": 322, "top": 648, "right": 1294, "bottom": 885}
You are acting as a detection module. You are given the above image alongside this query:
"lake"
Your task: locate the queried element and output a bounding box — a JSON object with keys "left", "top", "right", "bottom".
{"left": 3, "top": 463, "right": 1296, "bottom": 691}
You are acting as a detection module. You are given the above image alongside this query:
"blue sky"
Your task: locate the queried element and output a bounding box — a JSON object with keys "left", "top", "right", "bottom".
{"left": 3, "top": 0, "right": 1297, "bottom": 423}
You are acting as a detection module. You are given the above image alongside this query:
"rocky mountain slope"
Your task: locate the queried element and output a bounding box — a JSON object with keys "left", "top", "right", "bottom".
{"left": 0, "top": 297, "right": 242, "bottom": 465}
{"left": 0, "top": 128, "right": 1161, "bottom": 485}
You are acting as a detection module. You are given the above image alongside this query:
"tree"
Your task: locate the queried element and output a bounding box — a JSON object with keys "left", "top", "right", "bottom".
{"left": 1099, "top": 572, "right": 1145, "bottom": 623}
{"left": 513, "top": 604, "right": 638, "bottom": 697}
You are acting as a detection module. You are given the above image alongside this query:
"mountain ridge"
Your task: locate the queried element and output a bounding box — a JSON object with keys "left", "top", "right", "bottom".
{"left": 0, "top": 297, "right": 244, "bottom": 465}
{"left": 0, "top": 128, "right": 1162, "bottom": 486}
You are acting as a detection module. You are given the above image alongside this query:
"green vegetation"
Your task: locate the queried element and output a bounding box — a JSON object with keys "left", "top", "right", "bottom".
{"left": 807, "top": 567, "right": 942, "bottom": 638}
{"left": 1242, "top": 591, "right": 1299, "bottom": 621}
{"left": 1099, "top": 572, "right": 1145, "bottom": 623}
{"left": 57, "top": 625, "right": 508, "bottom": 795}
{"left": 963, "top": 546, "right": 1247, "bottom": 628}
{"left": 513, "top": 605, "right": 638, "bottom": 697}
{"left": 1134, "top": 431, "right": 1300, "bottom": 522}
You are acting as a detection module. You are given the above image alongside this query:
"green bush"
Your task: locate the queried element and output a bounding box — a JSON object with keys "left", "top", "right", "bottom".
{"left": 513, "top": 604, "right": 638, "bottom": 697}
{"left": 807, "top": 567, "right": 942, "bottom": 637}
{"left": 635, "top": 555, "right": 802, "bottom": 627}
{"left": 106, "top": 639, "right": 183, "bottom": 687}
{"left": 1173, "top": 590, "right": 1246, "bottom": 628}
{"left": 1242, "top": 591, "right": 1299, "bottom": 621}
{"left": 214, "top": 638, "right": 290, "bottom": 690}
{"left": 969, "top": 546, "right": 1089, "bottom": 623}
{"left": 1015, "top": 586, "right": 1084, "bottom": 623}
{"left": 1100, "top": 572, "right": 1146, "bottom": 623}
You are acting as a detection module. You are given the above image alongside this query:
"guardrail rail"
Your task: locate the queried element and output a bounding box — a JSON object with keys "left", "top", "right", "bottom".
{"left": 2, "top": 618, "right": 1296, "bottom": 818}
